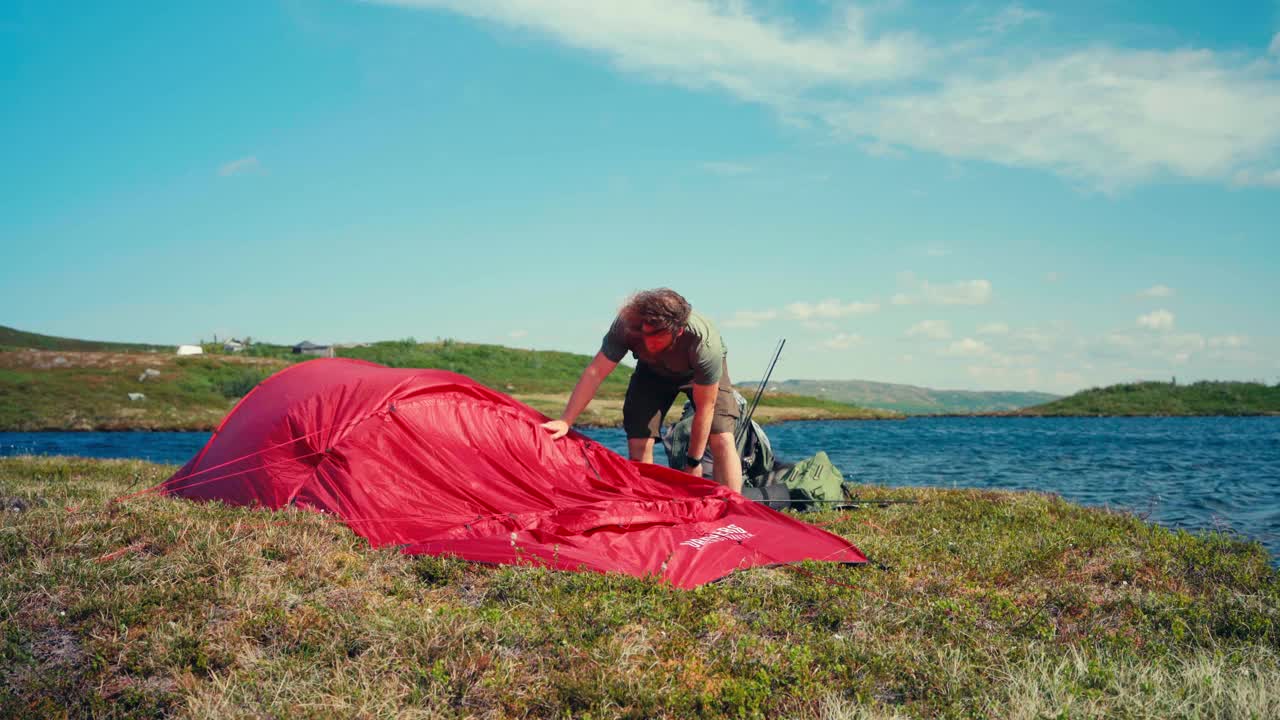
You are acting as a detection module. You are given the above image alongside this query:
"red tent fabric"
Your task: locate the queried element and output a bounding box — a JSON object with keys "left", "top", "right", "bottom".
{"left": 163, "top": 358, "right": 866, "bottom": 588}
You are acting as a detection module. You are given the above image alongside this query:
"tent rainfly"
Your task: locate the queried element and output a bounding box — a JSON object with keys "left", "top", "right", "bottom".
{"left": 163, "top": 359, "right": 866, "bottom": 588}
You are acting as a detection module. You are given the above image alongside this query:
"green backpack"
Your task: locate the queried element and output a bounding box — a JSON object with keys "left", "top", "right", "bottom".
{"left": 776, "top": 451, "right": 849, "bottom": 508}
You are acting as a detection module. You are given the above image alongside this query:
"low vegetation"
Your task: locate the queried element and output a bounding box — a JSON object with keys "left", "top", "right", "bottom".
{"left": 2, "top": 456, "right": 1276, "bottom": 718}
{"left": 1024, "top": 380, "right": 1280, "bottom": 417}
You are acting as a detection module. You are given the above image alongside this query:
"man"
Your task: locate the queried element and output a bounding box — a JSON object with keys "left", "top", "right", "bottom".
{"left": 540, "top": 288, "right": 744, "bottom": 494}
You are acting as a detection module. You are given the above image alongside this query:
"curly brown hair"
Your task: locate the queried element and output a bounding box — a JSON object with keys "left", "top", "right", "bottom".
{"left": 620, "top": 288, "right": 692, "bottom": 333}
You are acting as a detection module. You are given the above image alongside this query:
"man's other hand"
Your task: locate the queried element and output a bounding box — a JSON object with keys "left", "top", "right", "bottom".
{"left": 686, "top": 462, "right": 703, "bottom": 478}
{"left": 540, "top": 420, "right": 570, "bottom": 440}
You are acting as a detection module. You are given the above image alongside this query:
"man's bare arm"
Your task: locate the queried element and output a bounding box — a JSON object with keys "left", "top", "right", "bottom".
{"left": 540, "top": 352, "right": 618, "bottom": 440}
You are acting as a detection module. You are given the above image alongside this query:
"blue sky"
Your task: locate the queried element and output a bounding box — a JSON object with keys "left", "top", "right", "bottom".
{"left": 2, "top": 1, "right": 1278, "bottom": 394}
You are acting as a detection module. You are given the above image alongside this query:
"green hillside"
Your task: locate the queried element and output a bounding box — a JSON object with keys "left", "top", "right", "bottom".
{"left": 0, "top": 325, "right": 169, "bottom": 353}
{"left": 0, "top": 327, "right": 886, "bottom": 430}
{"left": 767, "top": 378, "right": 1060, "bottom": 415}
{"left": 1023, "top": 380, "right": 1280, "bottom": 416}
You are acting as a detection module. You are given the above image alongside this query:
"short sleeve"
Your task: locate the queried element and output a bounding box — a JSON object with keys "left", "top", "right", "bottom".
{"left": 691, "top": 331, "right": 724, "bottom": 385}
{"left": 600, "top": 316, "right": 630, "bottom": 363}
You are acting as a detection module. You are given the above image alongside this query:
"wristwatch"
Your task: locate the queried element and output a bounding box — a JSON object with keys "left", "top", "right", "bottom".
{"left": 685, "top": 454, "right": 703, "bottom": 469}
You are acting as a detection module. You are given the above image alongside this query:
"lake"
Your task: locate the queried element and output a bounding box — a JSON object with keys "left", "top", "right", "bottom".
{"left": 3, "top": 416, "right": 1278, "bottom": 561}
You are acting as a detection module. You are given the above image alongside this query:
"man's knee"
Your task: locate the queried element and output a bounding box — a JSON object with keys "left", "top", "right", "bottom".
{"left": 628, "top": 438, "right": 655, "bottom": 462}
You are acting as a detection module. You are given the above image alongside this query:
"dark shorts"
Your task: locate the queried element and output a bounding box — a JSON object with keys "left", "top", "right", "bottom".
{"left": 623, "top": 361, "right": 740, "bottom": 439}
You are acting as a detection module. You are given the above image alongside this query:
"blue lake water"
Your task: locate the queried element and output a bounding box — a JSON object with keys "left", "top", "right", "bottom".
{"left": 2, "top": 416, "right": 1278, "bottom": 561}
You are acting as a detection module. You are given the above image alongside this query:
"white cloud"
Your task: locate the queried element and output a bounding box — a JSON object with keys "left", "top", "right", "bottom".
{"left": 699, "top": 160, "right": 754, "bottom": 176}
{"left": 785, "top": 299, "right": 879, "bottom": 320}
{"left": 1208, "top": 334, "right": 1248, "bottom": 348}
{"left": 863, "top": 140, "right": 903, "bottom": 157}
{"left": 219, "top": 156, "right": 259, "bottom": 177}
{"left": 893, "top": 277, "right": 992, "bottom": 306}
{"left": 380, "top": 0, "right": 932, "bottom": 99}
{"left": 1137, "top": 309, "right": 1175, "bottom": 330}
{"left": 981, "top": 4, "right": 1048, "bottom": 34}
{"left": 966, "top": 365, "right": 1042, "bottom": 388}
{"left": 380, "top": 2, "right": 1280, "bottom": 189}
{"left": 723, "top": 309, "right": 779, "bottom": 328}
{"left": 943, "top": 338, "right": 991, "bottom": 357}
{"left": 977, "top": 322, "right": 1009, "bottom": 335}
{"left": 924, "top": 243, "right": 949, "bottom": 257}
{"left": 1162, "top": 333, "right": 1204, "bottom": 352}
{"left": 837, "top": 49, "right": 1280, "bottom": 190}
{"left": 1044, "top": 271, "right": 1060, "bottom": 283}
{"left": 1106, "top": 333, "right": 1137, "bottom": 348}
{"left": 1270, "top": 32, "right": 1280, "bottom": 56}
{"left": 509, "top": 329, "right": 528, "bottom": 338}
{"left": 801, "top": 320, "right": 838, "bottom": 331}
{"left": 906, "top": 319, "right": 951, "bottom": 339}
{"left": 1232, "top": 168, "right": 1280, "bottom": 187}
{"left": 1138, "top": 284, "right": 1175, "bottom": 298}
{"left": 1013, "top": 328, "right": 1056, "bottom": 352}
{"left": 822, "top": 332, "right": 861, "bottom": 349}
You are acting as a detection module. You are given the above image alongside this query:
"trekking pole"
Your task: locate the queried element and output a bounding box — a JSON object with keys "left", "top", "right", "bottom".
{"left": 736, "top": 338, "right": 786, "bottom": 446}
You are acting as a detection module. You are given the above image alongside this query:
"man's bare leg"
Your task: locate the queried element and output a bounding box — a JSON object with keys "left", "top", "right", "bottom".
{"left": 628, "top": 438, "right": 656, "bottom": 463}
{"left": 709, "top": 431, "right": 743, "bottom": 494}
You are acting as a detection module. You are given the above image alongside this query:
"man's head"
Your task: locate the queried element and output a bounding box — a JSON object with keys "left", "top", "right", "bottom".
{"left": 621, "top": 288, "right": 691, "bottom": 354}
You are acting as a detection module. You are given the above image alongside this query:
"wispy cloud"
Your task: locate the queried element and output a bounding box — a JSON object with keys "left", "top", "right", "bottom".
{"left": 785, "top": 299, "right": 880, "bottom": 320}
{"left": 1138, "top": 284, "right": 1175, "bottom": 298}
{"left": 376, "top": 1, "right": 1280, "bottom": 190}
{"left": 906, "top": 319, "right": 951, "bottom": 339}
{"left": 723, "top": 309, "right": 778, "bottom": 328}
{"left": 980, "top": 4, "right": 1048, "bottom": 34}
{"left": 1232, "top": 168, "right": 1280, "bottom": 187}
{"left": 837, "top": 48, "right": 1280, "bottom": 191}
{"left": 1044, "top": 271, "right": 1060, "bottom": 283}
{"left": 218, "top": 156, "right": 259, "bottom": 177}
{"left": 1137, "top": 309, "right": 1175, "bottom": 330}
{"left": 699, "top": 160, "right": 754, "bottom": 176}
{"left": 943, "top": 338, "right": 992, "bottom": 357}
{"left": 893, "top": 277, "right": 992, "bottom": 306}
{"left": 1270, "top": 31, "right": 1280, "bottom": 56}
{"left": 978, "top": 322, "right": 1009, "bottom": 335}
{"left": 822, "top": 332, "right": 861, "bottom": 349}
{"left": 509, "top": 329, "right": 528, "bottom": 338}
{"left": 1208, "top": 334, "right": 1248, "bottom": 348}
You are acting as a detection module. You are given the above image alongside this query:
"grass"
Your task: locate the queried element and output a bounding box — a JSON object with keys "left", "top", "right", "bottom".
{"left": 1024, "top": 380, "right": 1280, "bottom": 417}
{"left": 0, "top": 353, "right": 283, "bottom": 431}
{"left": 2, "top": 456, "right": 1277, "bottom": 718}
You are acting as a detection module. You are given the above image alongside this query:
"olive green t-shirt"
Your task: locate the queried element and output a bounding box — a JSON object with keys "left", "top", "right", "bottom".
{"left": 600, "top": 309, "right": 726, "bottom": 385}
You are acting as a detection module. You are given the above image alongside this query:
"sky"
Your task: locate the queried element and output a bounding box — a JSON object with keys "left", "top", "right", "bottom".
{"left": 2, "top": 1, "right": 1278, "bottom": 394}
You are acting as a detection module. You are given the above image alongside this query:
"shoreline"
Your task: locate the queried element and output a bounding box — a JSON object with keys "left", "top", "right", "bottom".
{"left": 9, "top": 411, "right": 1280, "bottom": 433}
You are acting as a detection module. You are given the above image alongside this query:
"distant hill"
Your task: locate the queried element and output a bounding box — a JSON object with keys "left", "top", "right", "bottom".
{"left": 761, "top": 378, "right": 1060, "bottom": 415}
{"left": 1022, "top": 380, "right": 1280, "bottom": 416}
{"left": 0, "top": 325, "right": 170, "bottom": 353}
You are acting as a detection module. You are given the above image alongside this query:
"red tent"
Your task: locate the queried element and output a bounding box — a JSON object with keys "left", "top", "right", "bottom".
{"left": 163, "top": 358, "right": 866, "bottom": 588}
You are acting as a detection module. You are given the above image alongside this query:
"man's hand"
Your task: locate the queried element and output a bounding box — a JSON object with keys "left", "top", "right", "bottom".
{"left": 540, "top": 419, "right": 570, "bottom": 440}
{"left": 686, "top": 462, "right": 704, "bottom": 478}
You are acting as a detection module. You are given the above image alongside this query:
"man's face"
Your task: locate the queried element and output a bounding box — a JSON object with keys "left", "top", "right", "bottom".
{"left": 640, "top": 322, "right": 678, "bottom": 354}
